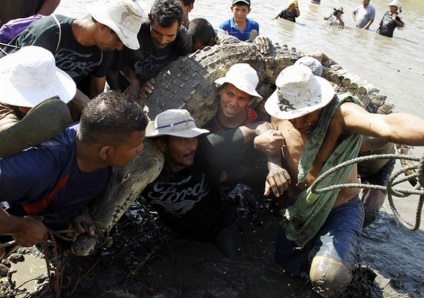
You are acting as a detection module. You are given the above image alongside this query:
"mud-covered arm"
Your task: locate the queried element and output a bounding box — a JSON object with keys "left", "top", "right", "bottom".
{"left": 121, "top": 64, "right": 141, "bottom": 101}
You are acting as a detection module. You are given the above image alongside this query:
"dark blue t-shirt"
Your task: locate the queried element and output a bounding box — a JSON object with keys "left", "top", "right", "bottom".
{"left": 0, "top": 125, "right": 111, "bottom": 229}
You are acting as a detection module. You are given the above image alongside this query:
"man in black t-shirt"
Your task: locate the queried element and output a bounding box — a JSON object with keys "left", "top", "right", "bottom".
{"left": 108, "top": 0, "right": 192, "bottom": 100}
{"left": 141, "top": 109, "right": 270, "bottom": 259}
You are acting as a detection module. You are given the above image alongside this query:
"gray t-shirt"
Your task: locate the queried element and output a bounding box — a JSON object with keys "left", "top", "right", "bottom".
{"left": 353, "top": 5, "right": 376, "bottom": 29}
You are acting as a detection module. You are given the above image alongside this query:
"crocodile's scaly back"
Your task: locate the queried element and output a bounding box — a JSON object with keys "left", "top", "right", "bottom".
{"left": 143, "top": 42, "right": 298, "bottom": 126}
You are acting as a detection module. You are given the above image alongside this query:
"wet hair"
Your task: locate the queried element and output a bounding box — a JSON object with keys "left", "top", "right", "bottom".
{"left": 180, "top": 0, "right": 195, "bottom": 6}
{"left": 79, "top": 91, "right": 148, "bottom": 145}
{"left": 188, "top": 18, "right": 216, "bottom": 49}
{"left": 150, "top": 0, "right": 183, "bottom": 27}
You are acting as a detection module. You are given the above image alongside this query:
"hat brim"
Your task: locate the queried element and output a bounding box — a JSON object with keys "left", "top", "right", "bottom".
{"left": 90, "top": 8, "right": 141, "bottom": 50}
{"left": 215, "top": 78, "right": 263, "bottom": 101}
{"left": 145, "top": 121, "right": 210, "bottom": 138}
{"left": 0, "top": 66, "right": 76, "bottom": 108}
{"left": 264, "top": 76, "right": 335, "bottom": 120}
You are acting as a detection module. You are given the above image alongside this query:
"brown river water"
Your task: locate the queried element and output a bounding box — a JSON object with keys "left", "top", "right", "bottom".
{"left": 2, "top": 0, "right": 423, "bottom": 297}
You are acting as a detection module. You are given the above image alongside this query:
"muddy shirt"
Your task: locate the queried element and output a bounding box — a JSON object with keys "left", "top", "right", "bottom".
{"left": 0, "top": 125, "right": 111, "bottom": 229}
{"left": 142, "top": 129, "right": 245, "bottom": 242}
{"left": 116, "top": 22, "right": 192, "bottom": 85}
{"left": 0, "top": 15, "right": 113, "bottom": 84}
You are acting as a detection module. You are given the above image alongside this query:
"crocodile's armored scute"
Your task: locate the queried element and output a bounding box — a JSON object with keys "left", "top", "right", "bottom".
{"left": 142, "top": 42, "right": 298, "bottom": 127}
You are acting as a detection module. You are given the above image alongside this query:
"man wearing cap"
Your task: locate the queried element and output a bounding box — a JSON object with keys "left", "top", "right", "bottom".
{"left": 0, "top": 46, "right": 76, "bottom": 158}
{"left": 141, "top": 109, "right": 270, "bottom": 259}
{"left": 352, "top": 0, "right": 376, "bottom": 30}
{"left": 0, "top": 91, "right": 148, "bottom": 256}
{"left": 0, "top": 0, "right": 145, "bottom": 99}
{"left": 219, "top": 0, "right": 260, "bottom": 42}
{"left": 254, "top": 65, "right": 424, "bottom": 297}
{"left": 274, "top": 0, "right": 300, "bottom": 23}
{"left": 324, "top": 7, "right": 345, "bottom": 28}
{"left": 108, "top": 0, "right": 192, "bottom": 100}
{"left": 203, "top": 63, "right": 268, "bottom": 193}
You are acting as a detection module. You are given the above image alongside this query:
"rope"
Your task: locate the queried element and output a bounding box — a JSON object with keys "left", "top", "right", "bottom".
{"left": 311, "top": 153, "right": 424, "bottom": 231}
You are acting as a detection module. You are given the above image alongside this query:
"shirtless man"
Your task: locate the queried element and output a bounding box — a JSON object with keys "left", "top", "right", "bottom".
{"left": 254, "top": 65, "right": 424, "bottom": 297}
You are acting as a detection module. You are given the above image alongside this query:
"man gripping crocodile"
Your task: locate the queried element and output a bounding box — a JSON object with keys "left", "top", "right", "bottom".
{"left": 254, "top": 65, "right": 424, "bottom": 297}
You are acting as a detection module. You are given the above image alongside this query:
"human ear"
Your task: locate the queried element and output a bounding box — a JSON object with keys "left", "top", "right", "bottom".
{"left": 99, "top": 145, "right": 112, "bottom": 161}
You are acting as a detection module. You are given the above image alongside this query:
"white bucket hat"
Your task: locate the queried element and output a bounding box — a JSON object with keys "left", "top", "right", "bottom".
{"left": 214, "top": 63, "right": 263, "bottom": 101}
{"left": 0, "top": 46, "right": 76, "bottom": 108}
{"left": 264, "top": 65, "right": 335, "bottom": 120}
{"left": 294, "top": 56, "right": 324, "bottom": 76}
{"left": 146, "top": 109, "right": 210, "bottom": 138}
{"left": 90, "top": 0, "right": 146, "bottom": 50}
{"left": 388, "top": 0, "right": 400, "bottom": 7}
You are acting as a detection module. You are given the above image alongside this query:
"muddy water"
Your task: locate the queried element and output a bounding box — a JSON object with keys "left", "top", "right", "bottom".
{"left": 52, "top": 0, "right": 423, "bottom": 297}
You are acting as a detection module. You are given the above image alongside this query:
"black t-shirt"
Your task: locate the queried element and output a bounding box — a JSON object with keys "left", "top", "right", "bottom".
{"left": 379, "top": 12, "right": 402, "bottom": 38}
{"left": 115, "top": 22, "right": 192, "bottom": 85}
{"left": 142, "top": 129, "right": 245, "bottom": 242}
{"left": 1, "top": 15, "right": 112, "bottom": 84}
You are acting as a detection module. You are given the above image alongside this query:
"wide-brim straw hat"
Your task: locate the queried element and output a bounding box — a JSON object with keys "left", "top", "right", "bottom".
{"left": 146, "top": 109, "right": 209, "bottom": 138}
{"left": 264, "top": 65, "right": 335, "bottom": 120}
{"left": 0, "top": 46, "right": 76, "bottom": 107}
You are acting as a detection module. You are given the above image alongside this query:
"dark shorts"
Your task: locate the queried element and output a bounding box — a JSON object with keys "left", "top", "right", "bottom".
{"left": 361, "top": 158, "right": 396, "bottom": 186}
{"left": 274, "top": 196, "right": 364, "bottom": 275}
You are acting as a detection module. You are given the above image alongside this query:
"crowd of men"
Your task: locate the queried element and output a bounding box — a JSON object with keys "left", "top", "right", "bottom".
{"left": 0, "top": 0, "right": 421, "bottom": 297}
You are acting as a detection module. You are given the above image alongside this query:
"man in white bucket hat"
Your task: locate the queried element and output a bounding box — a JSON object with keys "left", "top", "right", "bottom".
{"left": 0, "top": 0, "right": 146, "bottom": 99}
{"left": 204, "top": 63, "right": 268, "bottom": 195}
{"left": 141, "top": 109, "right": 271, "bottom": 260}
{"left": 0, "top": 46, "right": 76, "bottom": 157}
{"left": 254, "top": 64, "right": 424, "bottom": 297}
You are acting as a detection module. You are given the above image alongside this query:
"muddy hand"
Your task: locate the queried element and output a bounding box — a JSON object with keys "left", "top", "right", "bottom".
{"left": 124, "top": 83, "right": 141, "bottom": 101}
{"left": 13, "top": 215, "right": 48, "bottom": 247}
{"left": 71, "top": 213, "right": 95, "bottom": 237}
{"left": 254, "top": 130, "right": 285, "bottom": 156}
{"left": 139, "top": 78, "right": 155, "bottom": 99}
{"left": 264, "top": 164, "right": 291, "bottom": 197}
{"left": 254, "top": 36, "right": 271, "bottom": 54}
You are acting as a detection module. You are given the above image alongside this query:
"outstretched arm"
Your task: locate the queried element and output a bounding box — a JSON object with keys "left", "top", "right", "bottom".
{"left": 342, "top": 102, "right": 424, "bottom": 146}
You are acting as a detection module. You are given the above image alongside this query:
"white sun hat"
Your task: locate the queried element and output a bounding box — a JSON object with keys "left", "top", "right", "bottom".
{"left": 0, "top": 46, "right": 76, "bottom": 108}
{"left": 264, "top": 65, "right": 335, "bottom": 120}
{"left": 388, "top": 0, "right": 400, "bottom": 7}
{"left": 294, "top": 56, "right": 324, "bottom": 76}
{"left": 89, "top": 0, "right": 146, "bottom": 50}
{"left": 214, "top": 63, "right": 263, "bottom": 101}
{"left": 146, "top": 109, "right": 210, "bottom": 138}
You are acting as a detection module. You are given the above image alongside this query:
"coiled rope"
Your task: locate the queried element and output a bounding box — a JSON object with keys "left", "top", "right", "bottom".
{"left": 311, "top": 154, "right": 424, "bottom": 231}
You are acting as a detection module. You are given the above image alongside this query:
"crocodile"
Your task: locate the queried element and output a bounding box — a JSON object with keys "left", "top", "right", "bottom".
{"left": 71, "top": 40, "right": 397, "bottom": 256}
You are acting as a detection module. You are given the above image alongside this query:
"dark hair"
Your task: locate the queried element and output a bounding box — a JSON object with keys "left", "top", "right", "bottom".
{"left": 188, "top": 18, "right": 216, "bottom": 47}
{"left": 150, "top": 0, "right": 183, "bottom": 27}
{"left": 180, "top": 0, "right": 195, "bottom": 6}
{"left": 79, "top": 91, "right": 148, "bottom": 144}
